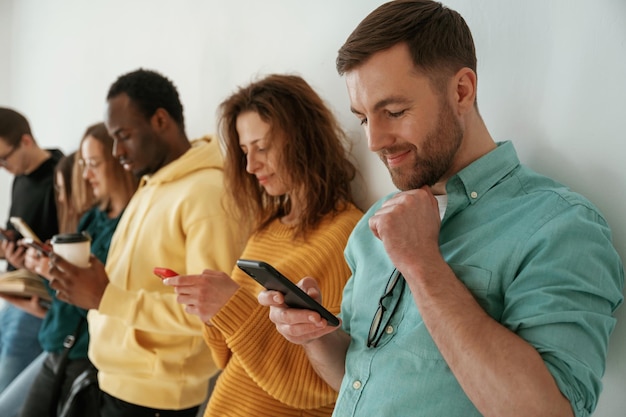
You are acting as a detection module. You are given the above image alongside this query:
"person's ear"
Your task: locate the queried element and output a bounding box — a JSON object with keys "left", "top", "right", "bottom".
{"left": 20, "top": 133, "right": 35, "bottom": 147}
{"left": 453, "top": 67, "right": 477, "bottom": 114}
{"left": 150, "top": 108, "right": 171, "bottom": 132}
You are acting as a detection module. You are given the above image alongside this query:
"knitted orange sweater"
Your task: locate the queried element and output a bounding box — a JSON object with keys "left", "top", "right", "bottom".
{"left": 204, "top": 204, "right": 362, "bottom": 416}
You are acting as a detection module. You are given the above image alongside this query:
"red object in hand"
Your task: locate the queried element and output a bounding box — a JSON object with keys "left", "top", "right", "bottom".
{"left": 153, "top": 267, "right": 179, "bottom": 279}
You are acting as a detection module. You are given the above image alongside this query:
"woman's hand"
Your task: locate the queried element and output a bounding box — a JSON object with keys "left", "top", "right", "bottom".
{"left": 163, "top": 269, "right": 240, "bottom": 324}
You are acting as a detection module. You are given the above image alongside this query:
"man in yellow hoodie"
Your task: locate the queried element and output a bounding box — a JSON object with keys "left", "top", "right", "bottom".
{"left": 47, "top": 69, "right": 247, "bottom": 417}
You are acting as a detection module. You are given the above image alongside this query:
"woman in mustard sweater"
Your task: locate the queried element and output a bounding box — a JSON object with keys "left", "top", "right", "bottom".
{"left": 165, "top": 74, "right": 362, "bottom": 416}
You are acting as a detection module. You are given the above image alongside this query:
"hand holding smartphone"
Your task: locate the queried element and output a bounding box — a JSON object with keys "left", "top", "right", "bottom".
{"left": 20, "top": 238, "right": 53, "bottom": 257}
{"left": 0, "top": 227, "right": 16, "bottom": 242}
{"left": 236, "top": 259, "right": 340, "bottom": 327}
{"left": 153, "top": 267, "right": 179, "bottom": 280}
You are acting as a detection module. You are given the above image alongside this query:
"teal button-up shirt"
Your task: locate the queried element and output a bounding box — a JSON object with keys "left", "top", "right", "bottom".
{"left": 335, "top": 141, "right": 624, "bottom": 417}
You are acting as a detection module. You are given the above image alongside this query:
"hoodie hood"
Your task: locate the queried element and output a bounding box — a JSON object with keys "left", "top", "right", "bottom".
{"left": 142, "top": 135, "right": 222, "bottom": 186}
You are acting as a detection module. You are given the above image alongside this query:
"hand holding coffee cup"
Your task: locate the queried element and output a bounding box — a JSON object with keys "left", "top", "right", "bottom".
{"left": 51, "top": 232, "right": 92, "bottom": 267}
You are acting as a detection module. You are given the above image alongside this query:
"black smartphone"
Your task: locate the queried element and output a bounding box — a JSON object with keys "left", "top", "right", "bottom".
{"left": 20, "top": 238, "right": 53, "bottom": 257}
{"left": 236, "top": 259, "right": 340, "bottom": 327}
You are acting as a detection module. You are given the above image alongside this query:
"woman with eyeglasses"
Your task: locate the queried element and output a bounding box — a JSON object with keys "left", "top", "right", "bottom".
{"left": 164, "top": 74, "right": 363, "bottom": 417}
{"left": 0, "top": 122, "right": 138, "bottom": 417}
{"left": 72, "top": 123, "right": 138, "bottom": 261}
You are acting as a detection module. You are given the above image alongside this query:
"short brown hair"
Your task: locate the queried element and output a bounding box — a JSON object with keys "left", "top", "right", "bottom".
{"left": 0, "top": 107, "right": 32, "bottom": 146}
{"left": 218, "top": 74, "right": 356, "bottom": 237}
{"left": 336, "top": 0, "right": 476, "bottom": 86}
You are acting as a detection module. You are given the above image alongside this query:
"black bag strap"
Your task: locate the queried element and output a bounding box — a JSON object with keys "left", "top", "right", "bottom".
{"left": 49, "top": 317, "right": 87, "bottom": 417}
{"left": 57, "top": 366, "right": 99, "bottom": 417}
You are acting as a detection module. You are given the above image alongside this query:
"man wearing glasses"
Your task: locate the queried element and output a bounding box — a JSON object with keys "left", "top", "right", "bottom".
{"left": 0, "top": 107, "right": 63, "bottom": 391}
{"left": 260, "top": 1, "right": 624, "bottom": 417}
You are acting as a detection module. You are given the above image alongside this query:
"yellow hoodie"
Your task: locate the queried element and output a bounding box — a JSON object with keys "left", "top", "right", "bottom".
{"left": 88, "top": 136, "right": 247, "bottom": 410}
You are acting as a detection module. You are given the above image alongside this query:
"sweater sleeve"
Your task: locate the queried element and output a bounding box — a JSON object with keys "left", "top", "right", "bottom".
{"left": 203, "top": 322, "right": 231, "bottom": 369}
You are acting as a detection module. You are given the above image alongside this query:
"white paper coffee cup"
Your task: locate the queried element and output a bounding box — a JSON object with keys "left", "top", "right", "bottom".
{"left": 51, "top": 232, "right": 92, "bottom": 267}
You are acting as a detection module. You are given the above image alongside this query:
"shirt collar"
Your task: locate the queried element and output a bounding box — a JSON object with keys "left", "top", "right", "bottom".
{"left": 444, "top": 141, "right": 520, "bottom": 217}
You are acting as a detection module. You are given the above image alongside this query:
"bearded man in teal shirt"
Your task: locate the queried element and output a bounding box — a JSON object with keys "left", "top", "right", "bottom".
{"left": 259, "top": 1, "right": 624, "bottom": 417}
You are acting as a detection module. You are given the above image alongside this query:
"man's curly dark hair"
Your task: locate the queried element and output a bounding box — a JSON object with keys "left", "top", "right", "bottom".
{"left": 107, "top": 68, "right": 185, "bottom": 130}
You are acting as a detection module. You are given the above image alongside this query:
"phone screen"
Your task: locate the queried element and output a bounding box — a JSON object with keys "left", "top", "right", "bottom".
{"left": 236, "top": 259, "right": 340, "bottom": 326}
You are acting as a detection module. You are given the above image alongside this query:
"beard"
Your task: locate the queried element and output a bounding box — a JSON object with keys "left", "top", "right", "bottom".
{"left": 380, "top": 98, "right": 463, "bottom": 191}
{"left": 123, "top": 130, "right": 165, "bottom": 178}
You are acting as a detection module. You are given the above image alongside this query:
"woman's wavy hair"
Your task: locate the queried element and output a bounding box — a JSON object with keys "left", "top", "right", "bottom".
{"left": 218, "top": 74, "right": 356, "bottom": 237}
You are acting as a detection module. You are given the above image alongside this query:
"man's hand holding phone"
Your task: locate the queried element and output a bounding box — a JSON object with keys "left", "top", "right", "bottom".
{"left": 0, "top": 227, "right": 17, "bottom": 242}
{"left": 3, "top": 217, "right": 40, "bottom": 268}
{"left": 0, "top": 233, "right": 26, "bottom": 269}
{"left": 0, "top": 228, "right": 16, "bottom": 260}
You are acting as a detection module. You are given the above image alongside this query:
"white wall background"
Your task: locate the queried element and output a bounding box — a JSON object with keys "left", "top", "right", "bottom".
{"left": 0, "top": 1, "right": 624, "bottom": 415}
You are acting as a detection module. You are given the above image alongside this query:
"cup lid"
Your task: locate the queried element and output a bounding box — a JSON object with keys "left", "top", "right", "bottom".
{"left": 51, "top": 232, "right": 92, "bottom": 244}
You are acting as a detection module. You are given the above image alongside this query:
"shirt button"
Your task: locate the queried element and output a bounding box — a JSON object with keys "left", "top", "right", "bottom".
{"left": 352, "top": 380, "right": 362, "bottom": 390}
{"left": 385, "top": 325, "right": 394, "bottom": 335}
{"left": 470, "top": 191, "right": 478, "bottom": 199}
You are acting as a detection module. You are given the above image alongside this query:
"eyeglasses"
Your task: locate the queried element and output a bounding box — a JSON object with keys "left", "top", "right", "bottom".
{"left": 0, "top": 145, "right": 19, "bottom": 166}
{"left": 78, "top": 158, "right": 104, "bottom": 171}
{"left": 367, "top": 268, "right": 405, "bottom": 348}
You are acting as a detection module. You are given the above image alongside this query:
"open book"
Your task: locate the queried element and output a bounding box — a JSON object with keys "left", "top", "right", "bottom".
{"left": 0, "top": 269, "right": 52, "bottom": 302}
